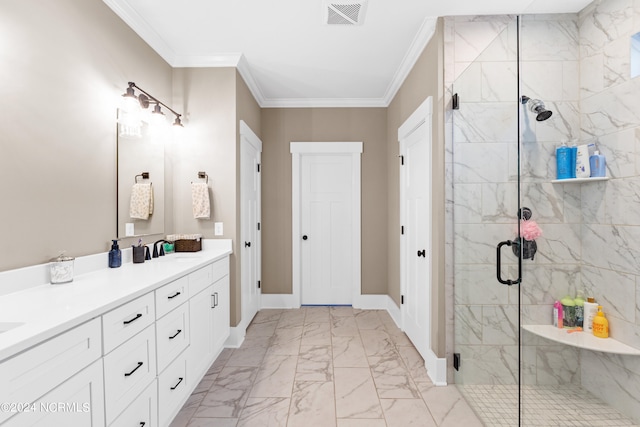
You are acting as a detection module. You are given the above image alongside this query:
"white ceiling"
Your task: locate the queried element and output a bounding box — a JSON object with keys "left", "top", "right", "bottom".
{"left": 103, "top": 0, "right": 593, "bottom": 108}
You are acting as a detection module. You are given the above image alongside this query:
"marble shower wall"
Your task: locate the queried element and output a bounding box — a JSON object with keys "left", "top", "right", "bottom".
{"left": 577, "top": 0, "right": 640, "bottom": 421}
{"left": 446, "top": 14, "right": 583, "bottom": 386}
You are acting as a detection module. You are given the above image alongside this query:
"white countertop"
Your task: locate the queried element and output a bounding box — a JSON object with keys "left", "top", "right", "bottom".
{"left": 0, "top": 240, "right": 232, "bottom": 362}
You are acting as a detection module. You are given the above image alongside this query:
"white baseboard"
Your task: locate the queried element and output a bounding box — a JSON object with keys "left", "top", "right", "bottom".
{"left": 425, "top": 350, "right": 448, "bottom": 386}
{"left": 225, "top": 326, "right": 246, "bottom": 349}
{"left": 352, "top": 294, "right": 389, "bottom": 310}
{"left": 260, "top": 293, "right": 300, "bottom": 309}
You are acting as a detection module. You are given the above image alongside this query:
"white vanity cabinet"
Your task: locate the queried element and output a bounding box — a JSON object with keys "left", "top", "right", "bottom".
{"left": 0, "top": 245, "right": 231, "bottom": 427}
{"left": 0, "top": 318, "right": 103, "bottom": 426}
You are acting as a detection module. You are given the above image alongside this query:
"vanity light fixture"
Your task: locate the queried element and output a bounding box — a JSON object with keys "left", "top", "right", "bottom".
{"left": 121, "top": 81, "right": 184, "bottom": 129}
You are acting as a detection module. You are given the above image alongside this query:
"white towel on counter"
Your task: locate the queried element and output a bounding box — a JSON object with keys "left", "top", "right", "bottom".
{"left": 191, "top": 182, "right": 210, "bottom": 219}
{"left": 130, "top": 183, "right": 153, "bottom": 220}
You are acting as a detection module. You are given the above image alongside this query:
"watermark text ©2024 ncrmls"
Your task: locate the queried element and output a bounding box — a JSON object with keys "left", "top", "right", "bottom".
{"left": 0, "top": 402, "right": 90, "bottom": 413}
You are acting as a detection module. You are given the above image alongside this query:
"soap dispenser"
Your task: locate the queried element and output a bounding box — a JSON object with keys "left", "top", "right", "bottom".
{"left": 109, "top": 239, "right": 121, "bottom": 268}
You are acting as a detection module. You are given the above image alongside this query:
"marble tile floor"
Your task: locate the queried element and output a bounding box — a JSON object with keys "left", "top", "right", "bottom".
{"left": 169, "top": 306, "right": 483, "bottom": 427}
{"left": 458, "top": 384, "right": 640, "bottom": 427}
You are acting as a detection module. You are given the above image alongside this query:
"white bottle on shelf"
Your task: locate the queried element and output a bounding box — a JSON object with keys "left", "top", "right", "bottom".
{"left": 584, "top": 297, "right": 598, "bottom": 334}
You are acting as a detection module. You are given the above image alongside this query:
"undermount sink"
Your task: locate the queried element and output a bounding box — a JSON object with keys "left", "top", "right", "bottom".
{"left": 0, "top": 322, "right": 25, "bottom": 334}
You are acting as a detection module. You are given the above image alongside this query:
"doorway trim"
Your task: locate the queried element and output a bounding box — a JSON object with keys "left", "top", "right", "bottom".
{"left": 398, "top": 97, "right": 446, "bottom": 386}
{"left": 229, "top": 120, "right": 262, "bottom": 348}
{"left": 290, "top": 142, "right": 362, "bottom": 308}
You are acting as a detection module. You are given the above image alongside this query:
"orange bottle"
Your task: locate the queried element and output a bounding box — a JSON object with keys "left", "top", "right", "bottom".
{"left": 592, "top": 306, "right": 609, "bottom": 338}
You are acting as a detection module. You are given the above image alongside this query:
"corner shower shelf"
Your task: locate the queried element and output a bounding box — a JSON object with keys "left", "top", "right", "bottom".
{"left": 551, "top": 177, "right": 609, "bottom": 184}
{"left": 522, "top": 325, "right": 640, "bottom": 356}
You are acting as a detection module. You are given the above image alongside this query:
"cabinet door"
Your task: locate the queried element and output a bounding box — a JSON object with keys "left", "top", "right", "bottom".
{"left": 212, "top": 275, "right": 230, "bottom": 356}
{"left": 188, "top": 284, "right": 215, "bottom": 382}
{"left": 4, "top": 359, "right": 105, "bottom": 427}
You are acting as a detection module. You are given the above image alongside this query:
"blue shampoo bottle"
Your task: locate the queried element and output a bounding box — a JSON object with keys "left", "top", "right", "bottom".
{"left": 556, "top": 143, "right": 572, "bottom": 179}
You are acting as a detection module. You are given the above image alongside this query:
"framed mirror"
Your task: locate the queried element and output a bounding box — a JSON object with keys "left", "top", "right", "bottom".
{"left": 117, "top": 112, "right": 166, "bottom": 238}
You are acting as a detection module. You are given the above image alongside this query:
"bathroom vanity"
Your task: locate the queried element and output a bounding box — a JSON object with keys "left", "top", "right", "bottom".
{"left": 0, "top": 240, "right": 232, "bottom": 427}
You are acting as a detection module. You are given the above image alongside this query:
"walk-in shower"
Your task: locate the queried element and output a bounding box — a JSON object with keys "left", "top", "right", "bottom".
{"left": 448, "top": 4, "right": 640, "bottom": 426}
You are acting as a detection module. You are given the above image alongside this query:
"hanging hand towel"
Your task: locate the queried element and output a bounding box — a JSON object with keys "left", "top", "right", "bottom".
{"left": 130, "top": 183, "right": 153, "bottom": 220}
{"left": 192, "top": 182, "right": 210, "bottom": 219}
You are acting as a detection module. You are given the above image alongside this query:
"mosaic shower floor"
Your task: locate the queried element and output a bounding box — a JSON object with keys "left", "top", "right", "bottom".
{"left": 457, "top": 384, "right": 639, "bottom": 426}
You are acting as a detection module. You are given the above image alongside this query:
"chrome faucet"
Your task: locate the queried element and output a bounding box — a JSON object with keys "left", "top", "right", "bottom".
{"left": 153, "top": 240, "right": 167, "bottom": 258}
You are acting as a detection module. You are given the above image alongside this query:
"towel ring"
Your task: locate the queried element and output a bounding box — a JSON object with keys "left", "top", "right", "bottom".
{"left": 198, "top": 171, "right": 208, "bottom": 184}
{"left": 135, "top": 172, "right": 150, "bottom": 183}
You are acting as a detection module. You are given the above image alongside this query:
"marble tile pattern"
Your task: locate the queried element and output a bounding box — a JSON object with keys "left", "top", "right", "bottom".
{"left": 446, "top": 1, "right": 640, "bottom": 423}
{"left": 169, "top": 308, "right": 483, "bottom": 427}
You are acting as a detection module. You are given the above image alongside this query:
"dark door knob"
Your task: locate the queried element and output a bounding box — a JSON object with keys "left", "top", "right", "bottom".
{"left": 302, "top": 235, "right": 308, "bottom": 240}
{"left": 417, "top": 249, "right": 426, "bottom": 258}
{"left": 245, "top": 241, "right": 251, "bottom": 248}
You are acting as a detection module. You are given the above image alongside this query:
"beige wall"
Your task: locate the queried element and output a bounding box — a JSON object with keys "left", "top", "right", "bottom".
{"left": 171, "top": 67, "right": 245, "bottom": 326}
{"left": 0, "top": 0, "right": 172, "bottom": 272}
{"left": 260, "top": 108, "right": 388, "bottom": 295}
{"left": 387, "top": 19, "right": 445, "bottom": 356}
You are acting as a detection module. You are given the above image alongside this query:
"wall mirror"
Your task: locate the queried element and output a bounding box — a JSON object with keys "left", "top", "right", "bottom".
{"left": 117, "top": 112, "right": 166, "bottom": 238}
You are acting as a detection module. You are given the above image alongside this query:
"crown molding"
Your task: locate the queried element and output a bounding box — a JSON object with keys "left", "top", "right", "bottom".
{"left": 103, "top": 0, "right": 178, "bottom": 64}
{"left": 103, "top": 1, "right": 437, "bottom": 109}
{"left": 381, "top": 17, "right": 438, "bottom": 106}
{"left": 260, "top": 97, "right": 388, "bottom": 108}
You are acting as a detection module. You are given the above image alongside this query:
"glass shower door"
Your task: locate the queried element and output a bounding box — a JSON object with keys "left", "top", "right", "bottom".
{"left": 448, "top": 16, "right": 523, "bottom": 425}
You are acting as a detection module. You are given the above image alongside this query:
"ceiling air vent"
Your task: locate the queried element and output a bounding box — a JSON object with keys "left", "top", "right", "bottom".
{"left": 324, "top": 0, "right": 368, "bottom": 25}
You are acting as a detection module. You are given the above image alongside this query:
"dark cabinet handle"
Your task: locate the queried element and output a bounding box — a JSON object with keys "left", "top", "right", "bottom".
{"left": 124, "top": 361, "right": 143, "bottom": 377}
{"left": 123, "top": 313, "right": 142, "bottom": 325}
{"left": 214, "top": 292, "right": 218, "bottom": 307}
{"left": 417, "top": 250, "right": 426, "bottom": 257}
{"left": 245, "top": 241, "right": 251, "bottom": 248}
{"left": 167, "top": 291, "right": 181, "bottom": 300}
{"left": 169, "top": 329, "right": 182, "bottom": 340}
{"left": 140, "top": 423, "right": 146, "bottom": 427}
{"left": 170, "top": 377, "right": 184, "bottom": 390}
{"left": 302, "top": 235, "right": 308, "bottom": 240}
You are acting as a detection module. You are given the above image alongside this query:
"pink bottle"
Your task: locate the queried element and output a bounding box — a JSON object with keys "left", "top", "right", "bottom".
{"left": 553, "top": 301, "right": 563, "bottom": 328}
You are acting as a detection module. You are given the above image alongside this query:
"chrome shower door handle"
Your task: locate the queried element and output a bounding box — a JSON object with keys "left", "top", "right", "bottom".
{"left": 496, "top": 240, "right": 521, "bottom": 286}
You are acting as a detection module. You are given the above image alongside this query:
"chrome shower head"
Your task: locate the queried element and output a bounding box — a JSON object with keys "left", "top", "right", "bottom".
{"left": 521, "top": 95, "right": 553, "bottom": 121}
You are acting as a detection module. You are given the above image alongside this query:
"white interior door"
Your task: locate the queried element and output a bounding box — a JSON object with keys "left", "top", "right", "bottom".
{"left": 399, "top": 100, "right": 432, "bottom": 364}
{"left": 300, "top": 154, "right": 353, "bottom": 305}
{"left": 291, "top": 142, "right": 362, "bottom": 307}
{"left": 240, "top": 121, "right": 261, "bottom": 328}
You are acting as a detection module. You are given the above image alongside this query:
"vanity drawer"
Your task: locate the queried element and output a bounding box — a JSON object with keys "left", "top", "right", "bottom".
{"left": 158, "top": 351, "right": 189, "bottom": 427}
{"left": 103, "top": 324, "right": 157, "bottom": 425}
{"left": 211, "top": 256, "right": 229, "bottom": 284}
{"left": 103, "top": 292, "right": 155, "bottom": 354}
{"left": 155, "top": 276, "right": 189, "bottom": 319}
{"left": 188, "top": 263, "right": 213, "bottom": 296}
{"left": 156, "top": 301, "right": 189, "bottom": 373}
{"left": 0, "top": 318, "right": 102, "bottom": 425}
{"left": 109, "top": 378, "right": 157, "bottom": 427}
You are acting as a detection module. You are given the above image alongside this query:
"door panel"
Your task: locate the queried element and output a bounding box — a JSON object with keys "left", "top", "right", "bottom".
{"left": 301, "top": 154, "right": 353, "bottom": 305}
{"left": 401, "top": 119, "right": 431, "bottom": 361}
{"left": 241, "top": 130, "right": 261, "bottom": 326}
